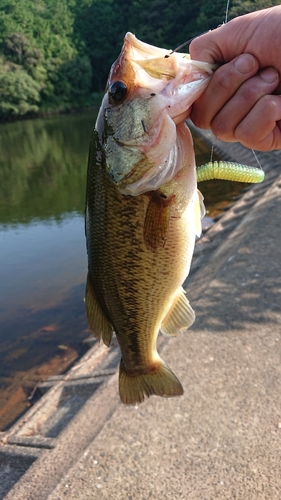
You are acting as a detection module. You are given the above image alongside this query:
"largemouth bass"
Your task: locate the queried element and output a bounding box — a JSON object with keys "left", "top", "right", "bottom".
{"left": 85, "top": 33, "right": 216, "bottom": 405}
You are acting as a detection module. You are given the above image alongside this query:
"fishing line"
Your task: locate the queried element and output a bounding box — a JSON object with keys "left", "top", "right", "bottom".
{"left": 208, "top": 0, "right": 263, "bottom": 176}
{"left": 210, "top": 143, "right": 214, "bottom": 163}
{"left": 171, "top": 0, "right": 264, "bottom": 178}
{"left": 207, "top": 0, "right": 231, "bottom": 164}
{"left": 224, "top": 0, "right": 231, "bottom": 23}
{"left": 169, "top": 32, "right": 208, "bottom": 55}
{"left": 223, "top": 0, "right": 264, "bottom": 172}
{"left": 251, "top": 149, "right": 263, "bottom": 169}
{"left": 170, "top": 37, "right": 194, "bottom": 54}
{"left": 171, "top": 0, "right": 231, "bottom": 55}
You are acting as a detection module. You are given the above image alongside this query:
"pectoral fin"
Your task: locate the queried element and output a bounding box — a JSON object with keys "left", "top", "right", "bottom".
{"left": 85, "top": 273, "right": 114, "bottom": 347}
{"left": 144, "top": 190, "right": 174, "bottom": 250}
{"left": 160, "top": 287, "right": 195, "bottom": 336}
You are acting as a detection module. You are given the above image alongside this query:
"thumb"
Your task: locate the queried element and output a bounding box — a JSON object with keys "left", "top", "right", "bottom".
{"left": 189, "top": 27, "right": 228, "bottom": 64}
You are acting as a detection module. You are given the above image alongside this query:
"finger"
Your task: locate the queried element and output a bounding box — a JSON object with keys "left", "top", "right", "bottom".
{"left": 189, "top": 8, "right": 281, "bottom": 73}
{"left": 211, "top": 66, "right": 280, "bottom": 142}
{"left": 190, "top": 29, "right": 225, "bottom": 64}
{"left": 234, "top": 94, "right": 281, "bottom": 151}
{"left": 190, "top": 54, "right": 259, "bottom": 129}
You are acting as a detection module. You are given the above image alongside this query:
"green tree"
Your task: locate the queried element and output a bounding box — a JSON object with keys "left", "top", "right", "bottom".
{"left": 0, "top": 0, "right": 279, "bottom": 120}
{"left": 72, "top": 0, "right": 123, "bottom": 91}
{"left": 229, "top": 0, "right": 280, "bottom": 18}
{"left": 0, "top": 63, "right": 40, "bottom": 118}
{"left": 5, "top": 32, "right": 29, "bottom": 64}
{"left": 196, "top": 0, "right": 227, "bottom": 32}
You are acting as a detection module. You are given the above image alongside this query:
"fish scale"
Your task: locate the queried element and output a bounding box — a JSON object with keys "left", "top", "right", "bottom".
{"left": 86, "top": 134, "right": 193, "bottom": 369}
{"left": 85, "top": 33, "right": 264, "bottom": 404}
{"left": 85, "top": 33, "right": 214, "bottom": 404}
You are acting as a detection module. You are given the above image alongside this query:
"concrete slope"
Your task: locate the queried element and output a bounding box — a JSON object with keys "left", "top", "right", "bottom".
{"left": 1, "top": 136, "right": 281, "bottom": 500}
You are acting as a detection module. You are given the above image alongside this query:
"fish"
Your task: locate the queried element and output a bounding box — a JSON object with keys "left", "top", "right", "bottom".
{"left": 85, "top": 32, "right": 216, "bottom": 405}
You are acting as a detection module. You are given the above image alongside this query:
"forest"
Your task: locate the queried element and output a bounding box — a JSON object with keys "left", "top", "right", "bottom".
{"left": 0, "top": 0, "right": 279, "bottom": 120}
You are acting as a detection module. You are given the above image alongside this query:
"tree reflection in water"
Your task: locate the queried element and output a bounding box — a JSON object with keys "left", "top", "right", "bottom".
{"left": 0, "top": 112, "right": 246, "bottom": 430}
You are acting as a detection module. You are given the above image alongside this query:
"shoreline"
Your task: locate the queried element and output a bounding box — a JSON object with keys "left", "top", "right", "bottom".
{"left": 0, "top": 101, "right": 103, "bottom": 125}
{"left": 1, "top": 136, "right": 281, "bottom": 498}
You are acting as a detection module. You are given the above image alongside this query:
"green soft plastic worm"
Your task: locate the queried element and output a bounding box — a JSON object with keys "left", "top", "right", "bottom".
{"left": 196, "top": 161, "right": 265, "bottom": 183}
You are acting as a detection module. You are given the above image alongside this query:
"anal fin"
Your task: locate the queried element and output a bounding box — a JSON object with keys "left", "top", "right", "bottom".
{"left": 85, "top": 273, "right": 113, "bottom": 347}
{"left": 160, "top": 287, "right": 195, "bottom": 336}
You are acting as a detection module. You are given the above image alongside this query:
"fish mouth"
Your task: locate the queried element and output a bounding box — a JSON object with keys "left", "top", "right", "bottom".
{"left": 123, "top": 32, "right": 217, "bottom": 129}
{"left": 106, "top": 33, "right": 217, "bottom": 195}
{"left": 110, "top": 32, "right": 216, "bottom": 99}
{"left": 125, "top": 32, "right": 217, "bottom": 75}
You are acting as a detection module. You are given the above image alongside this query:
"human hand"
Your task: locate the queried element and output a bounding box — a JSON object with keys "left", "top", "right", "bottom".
{"left": 189, "top": 6, "right": 281, "bottom": 151}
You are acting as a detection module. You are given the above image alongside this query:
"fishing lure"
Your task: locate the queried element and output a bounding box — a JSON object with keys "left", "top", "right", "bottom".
{"left": 196, "top": 161, "right": 265, "bottom": 184}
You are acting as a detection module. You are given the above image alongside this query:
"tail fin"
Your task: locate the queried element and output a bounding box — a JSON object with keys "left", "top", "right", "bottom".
{"left": 119, "top": 357, "right": 183, "bottom": 405}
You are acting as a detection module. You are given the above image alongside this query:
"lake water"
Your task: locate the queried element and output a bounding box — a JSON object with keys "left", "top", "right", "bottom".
{"left": 0, "top": 111, "right": 245, "bottom": 430}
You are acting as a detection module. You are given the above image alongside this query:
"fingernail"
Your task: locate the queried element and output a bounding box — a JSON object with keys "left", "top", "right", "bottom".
{"left": 260, "top": 67, "right": 279, "bottom": 83}
{"left": 234, "top": 54, "right": 256, "bottom": 74}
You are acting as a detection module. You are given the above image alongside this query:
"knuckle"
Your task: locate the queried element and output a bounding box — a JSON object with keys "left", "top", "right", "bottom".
{"left": 235, "top": 125, "right": 268, "bottom": 151}
{"left": 213, "top": 72, "right": 232, "bottom": 92}
{"left": 239, "top": 85, "right": 259, "bottom": 102}
{"left": 211, "top": 118, "right": 229, "bottom": 139}
{"left": 235, "top": 125, "right": 254, "bottom": 144}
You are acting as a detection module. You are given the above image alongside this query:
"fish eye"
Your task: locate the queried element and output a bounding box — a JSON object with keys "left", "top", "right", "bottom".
{"left": 108, "top": 81, "right": 127, "bottom": 103}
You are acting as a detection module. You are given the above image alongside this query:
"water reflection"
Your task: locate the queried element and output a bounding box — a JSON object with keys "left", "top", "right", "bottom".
{"left": 0, "top": 112, "right": 245, "bottom": 430}
{"left": 0, "top": 216, "right": 86, "bottom": 323}
{"left": 0, "top": 113, "right": 95, "bottom": 225}
{"left": 0, "top": 112, "right": 97, "bottom": 429}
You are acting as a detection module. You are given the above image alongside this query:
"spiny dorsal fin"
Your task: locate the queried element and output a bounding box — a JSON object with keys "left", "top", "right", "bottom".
{"left": 143, "top": 190, "right": 174, "bottom": 250}
{"left": 85, "top": 273, "right": 114, "bottom": 347}
{"left": 160, "top": 287, "right": 195, "bottom": 336}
